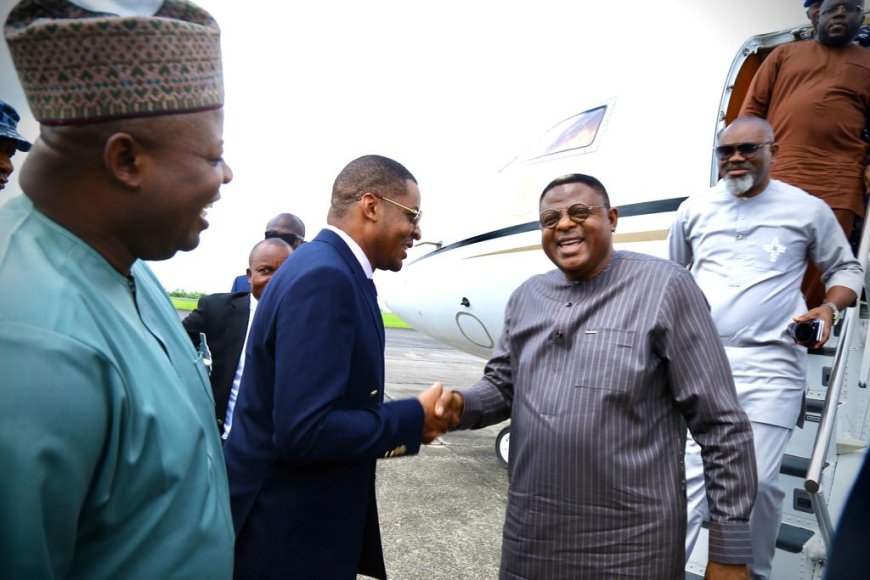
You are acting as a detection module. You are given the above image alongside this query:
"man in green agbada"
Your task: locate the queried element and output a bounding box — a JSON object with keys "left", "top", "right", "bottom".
{"left": 0, "top": 1, "right": 235, "bottom": 578}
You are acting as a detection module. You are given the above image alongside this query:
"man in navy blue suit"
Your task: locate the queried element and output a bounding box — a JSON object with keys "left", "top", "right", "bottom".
{"left": 223, "top": 155, "right": 448, "bottom": 579}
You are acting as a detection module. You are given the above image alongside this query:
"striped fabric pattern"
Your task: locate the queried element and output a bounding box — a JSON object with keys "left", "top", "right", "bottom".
{"left": 460, "top": 251, "right": 756, "bottom": 579}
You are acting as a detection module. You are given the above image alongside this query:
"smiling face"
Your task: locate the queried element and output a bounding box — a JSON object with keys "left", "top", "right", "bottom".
{"left": 369, "top": 179, "right": 422, "bottom": 272}
{"left": 134, "top": 108, "right": 233, "bottom": 260}
{"left": 540, "top": 181, "right": 617, "bottom": 281}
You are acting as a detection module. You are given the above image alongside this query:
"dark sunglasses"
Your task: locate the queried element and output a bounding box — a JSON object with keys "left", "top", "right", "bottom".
{"left": 714, "top": 141, "right": 774, "bottom": 160}
{"left": 265, "top": 230, "right": 305, "bottom": 248}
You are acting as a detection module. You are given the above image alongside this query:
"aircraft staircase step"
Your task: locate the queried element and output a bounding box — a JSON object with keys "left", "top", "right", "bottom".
{"left": 805, "top": 398, "right": 824, "bottom": 414}
{"left": 781, "top": 454, "right": 811, "bottom": 478}
{"left": 808, "top": 346, "right": 837, "bottom": 357}
{"left": 776, "top": 523, "right": 815, "bottom": 553}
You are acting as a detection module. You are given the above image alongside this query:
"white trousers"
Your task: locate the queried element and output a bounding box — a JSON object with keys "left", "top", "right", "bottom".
{"left": 684, "top": 421, "right": 792, "bottom": 580}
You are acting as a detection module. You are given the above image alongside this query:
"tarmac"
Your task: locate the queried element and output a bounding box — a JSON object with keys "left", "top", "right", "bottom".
{"left": 177, "top": 309, "right": 507, "bottom": 579}
{"left": 369, "top": 328, "right": 508, "bottom": 580}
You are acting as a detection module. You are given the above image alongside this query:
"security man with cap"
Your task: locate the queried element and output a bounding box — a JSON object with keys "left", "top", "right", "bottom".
{"left": 0, "top": 99, "right": 32, "bottom": 191}
{"left": 0, "top": 1, "right": 234, "bottom": 578}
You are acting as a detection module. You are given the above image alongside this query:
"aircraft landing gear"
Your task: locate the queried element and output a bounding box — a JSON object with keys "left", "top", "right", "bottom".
{"left": 495, "top": 425, "right": 510, "bottom": 468}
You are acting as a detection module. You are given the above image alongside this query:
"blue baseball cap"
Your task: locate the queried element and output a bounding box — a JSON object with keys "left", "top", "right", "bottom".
{"left": 804, "top": 0, "right": 821, "bottom": 7}
{"left": 0, "top": 100, "right": 32, "bottom": 152}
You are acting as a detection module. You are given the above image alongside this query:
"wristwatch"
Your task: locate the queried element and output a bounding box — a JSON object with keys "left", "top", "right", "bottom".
{"left": 822, "top": 301, "right": 840, "bottom": 324}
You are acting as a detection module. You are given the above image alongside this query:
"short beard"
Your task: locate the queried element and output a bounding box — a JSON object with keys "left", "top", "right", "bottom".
{"left": 818, "top": 27, "right": 857, "bottom": 47}
{"left": 724, "top": 174, "right": 756, "bottom": 196}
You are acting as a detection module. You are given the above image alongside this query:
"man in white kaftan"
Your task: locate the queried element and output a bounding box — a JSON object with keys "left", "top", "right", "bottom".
{"left": 669, "top": 116, "right": 863, "bottom": 579}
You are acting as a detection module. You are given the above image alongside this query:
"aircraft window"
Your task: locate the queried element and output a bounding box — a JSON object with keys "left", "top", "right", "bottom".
{"left": 526, "top": 105, "right": 607, "bottom": 160}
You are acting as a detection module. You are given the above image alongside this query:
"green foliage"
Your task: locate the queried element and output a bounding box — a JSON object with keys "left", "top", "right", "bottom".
{"left": 168, "top": 289, "right": 204, "bottom": 299}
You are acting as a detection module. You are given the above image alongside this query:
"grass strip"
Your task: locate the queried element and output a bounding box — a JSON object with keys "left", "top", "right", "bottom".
{"left": 173, "top": 296, "right": 413, "bottom": 330}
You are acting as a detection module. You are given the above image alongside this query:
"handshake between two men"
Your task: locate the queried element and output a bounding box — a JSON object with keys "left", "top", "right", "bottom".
{"left": 417, "top": 383, "right": 466, "bottom": 444}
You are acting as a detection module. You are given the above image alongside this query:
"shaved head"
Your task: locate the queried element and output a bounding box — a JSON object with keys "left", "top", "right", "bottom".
{"left": 265, "top": 213, "right": 305, "bottom": 237}
{"left": 720, "top": 116, "right": 775, "bottom": 144}
{"left": 249, "top": 237, "right": 291, "bottom": 265}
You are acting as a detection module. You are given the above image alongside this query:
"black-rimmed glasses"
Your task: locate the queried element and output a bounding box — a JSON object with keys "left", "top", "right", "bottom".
{"left": 539, "top": 203, "right": 608, "bottom": 229}
{"left": 370, "top": 193, "right": 422, "bottom": 225}
{"left": 714, "top": 141, "right": 774, "bottom": 160}
{"left": 265, "top": 230, "right": 305, "bottom": 248}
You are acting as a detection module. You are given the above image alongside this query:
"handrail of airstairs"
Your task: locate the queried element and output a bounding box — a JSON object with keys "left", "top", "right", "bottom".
{"left": 804, "top": 205, "right": 870, "bottom": 553}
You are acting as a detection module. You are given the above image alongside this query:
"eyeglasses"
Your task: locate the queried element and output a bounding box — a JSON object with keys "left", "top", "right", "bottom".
{"left": 539, "top": 203, "right": 608, "bottom": 229}
{"left": 821, "top": 3, "right": 863, "bottom": 15}
{"left": 714, "top": 141, "right": 774, "bottom": 160}
{"left": 264, "top": 230, "right": 305, "bottom": 248}
{"left": 370, "top": 193, "right": 422, "bottom": 225}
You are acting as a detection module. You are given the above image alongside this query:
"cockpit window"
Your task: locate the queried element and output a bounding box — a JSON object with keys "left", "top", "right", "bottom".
{"left": 525, "top": 105, "right": 607, "bottom": 160}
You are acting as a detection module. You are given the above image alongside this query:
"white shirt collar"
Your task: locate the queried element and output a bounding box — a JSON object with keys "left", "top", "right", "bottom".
{"left": 324, "top": 225, "right": 374, "bottom": 279}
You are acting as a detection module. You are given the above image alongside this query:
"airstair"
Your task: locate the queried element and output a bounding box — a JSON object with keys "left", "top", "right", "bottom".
{"left": 685, "top": 218, "right": 870, "bottom": 579}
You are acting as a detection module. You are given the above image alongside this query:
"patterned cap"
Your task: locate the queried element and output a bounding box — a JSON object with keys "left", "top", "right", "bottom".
{"left": 4, "top": 0, "right": 223, "bottom": 125}
{"left": 0, "top": 99, "right": 32, "bottom": 151}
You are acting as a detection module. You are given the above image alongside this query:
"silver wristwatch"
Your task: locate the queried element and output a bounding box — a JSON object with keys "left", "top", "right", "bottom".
{"left": 822, "top": 301, "right": 840, "bottom": 324}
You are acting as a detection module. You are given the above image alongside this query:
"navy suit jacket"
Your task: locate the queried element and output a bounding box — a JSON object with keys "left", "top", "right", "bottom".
{"left": 182, "top": 291, "right": 250, "bottom": 432}
{"left": 230, "top": 274, "right": 250, "bottom": 293}
{"left": 223, "top": 228, "right": 424, "bottom": 580}
{"left": 825, "top": 452, "right": 870, "bottom": 579}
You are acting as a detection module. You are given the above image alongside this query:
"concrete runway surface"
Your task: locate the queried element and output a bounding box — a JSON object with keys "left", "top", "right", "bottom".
{"left": 367, "top": 328, "right": 509, "bottom": 580}
{"left": 179, "top": 309, "right": 508, "bottom": 578}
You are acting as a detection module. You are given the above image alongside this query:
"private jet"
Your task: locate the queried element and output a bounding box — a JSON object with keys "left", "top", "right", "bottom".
{"left": 382, "top": 10, "right": 870, "bottom": 580}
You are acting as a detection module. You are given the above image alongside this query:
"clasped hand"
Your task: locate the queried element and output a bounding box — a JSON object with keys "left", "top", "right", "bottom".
{"left": 417, "top": 383, "right": 464, "bottom": 444}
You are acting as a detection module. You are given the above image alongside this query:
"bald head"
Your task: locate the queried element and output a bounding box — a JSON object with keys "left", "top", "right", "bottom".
{"left": 264, "top": 213, "right": 305, "bottom": 249}
{"left": 266, "top": 213, "right": 305, "bottom": 237}
{"left": 720, "top": 116, "right": 775, "bottom": 143}
{"left": 247, "top": 238, "right": 292, "bottom": 300}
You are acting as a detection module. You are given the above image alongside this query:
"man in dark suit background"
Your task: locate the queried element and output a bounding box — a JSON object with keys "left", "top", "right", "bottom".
{"left": 185, "top": 237, "right": 292, "bottom": 437}
{"left": 231, "top": 213, "right": 305, "bottom": 292}
{"left": 223, "top": 155, "right": 449, "bottom": 580}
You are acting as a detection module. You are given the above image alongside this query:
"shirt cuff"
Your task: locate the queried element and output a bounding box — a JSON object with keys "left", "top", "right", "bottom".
{"left": 707, "top": 520, "right": 753, "bottom": 564}
{"left": 456, "top": 388, "right": 484, "bottom": 430}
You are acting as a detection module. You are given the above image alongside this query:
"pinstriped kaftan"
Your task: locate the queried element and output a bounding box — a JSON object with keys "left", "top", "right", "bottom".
{"left": 459, "top": 251, "right": 757, "bottom": 579}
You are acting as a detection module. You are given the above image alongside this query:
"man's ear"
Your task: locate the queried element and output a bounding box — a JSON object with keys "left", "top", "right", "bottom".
{"left": 770, "top": 142, "right": 780, "bottom": 160}
{"left": 103, "top": 132, "right": 145, "bottom": 188}
{"left": 246, "top": 267, "right": 252, "bottom": 281}
{"left": 358, "top": 191, "right": 380, "bottom": 222}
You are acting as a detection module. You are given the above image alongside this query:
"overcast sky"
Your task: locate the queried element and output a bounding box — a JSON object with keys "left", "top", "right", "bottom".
{"left": 0, "top": 0, "right": 806, "bottom": 294}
